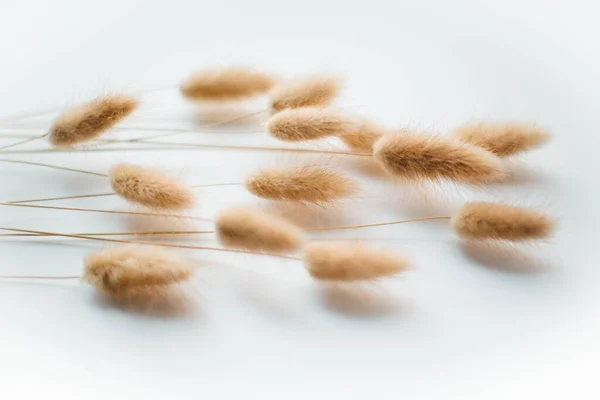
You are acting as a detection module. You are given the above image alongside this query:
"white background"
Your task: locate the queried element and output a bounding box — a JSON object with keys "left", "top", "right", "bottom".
{"left": 0, "top": 0, "right": 597, "bottom": 398}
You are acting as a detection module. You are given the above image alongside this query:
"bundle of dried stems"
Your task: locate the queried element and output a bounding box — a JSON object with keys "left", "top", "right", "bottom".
{"left": 0, "top": 66, "right": 554, "bottom": 314}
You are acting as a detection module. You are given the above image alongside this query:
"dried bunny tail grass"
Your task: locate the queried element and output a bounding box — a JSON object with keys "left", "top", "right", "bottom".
{"left": 83, "top": 245, "right": 192, "bottom": 299}
{"left": 373, "top": 130, "right": 505, "bottom": 184}
{"left": 270, "top": 75, "right": 341, "bottom": 113}
{"left": 452, "top": 122, "right": 550, "bottom": 157}
{"left": 245, "top": 165, "right": 358, "bottom": 204}
{"left": 180, "top": 66, "right": 276, "bottom": 101}
{"left": 339, "top": 118, "right": 387, "bottom": 152}
{"left": 451, "top": 202, "right": 555, "bottom": 241}
{"left": 49, "top": 94, "right": 138, "bottom": 147}
{"left": 110, "top": 163, "right": 195, "bottom": 210}
{"left": 216, "top": 207, "right": 304, "bottom": 253}
{"left": 267, "top": 107, "right": 355, "bottom": 142}
{"left": 304, "top": 242, "right": 410, "bottom": 281}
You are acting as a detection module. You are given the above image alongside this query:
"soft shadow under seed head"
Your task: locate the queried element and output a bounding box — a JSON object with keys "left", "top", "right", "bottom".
{"left": 452, "top": 202, "right": 555, "bottom": 241}
{"left": 83, "top": 245, "right": 192, "bottom": 299}
{"left": 110, "top": 163, "right": 195, "bottom": 210}
{"left": 304, "top": 242, "right": 410, "bottom": 281}
{"left": 245, "top": 165, "right": 358, "bottom": 204}
{"left": 270, "top": 75, "right": 341, "bottom": 113}
{"left": 49, "top": 94, "right": 138, "bottom": 147}
{"left": 339, "top": 118, "right": 387, "bottom": 152}
{"left": 216, "top": 207, "right": 304, "bottom": 253}
{"left": 452, "top": 122, "right": 550, "bottom": 157}
{"left": 267, "top": 107, "right": 354, "bottom": 142}
{"left": 180, "top": 66, "right": 276, "bottom": 101}
{"left": 373, "top": 130, "right": 505, "bottom": 184}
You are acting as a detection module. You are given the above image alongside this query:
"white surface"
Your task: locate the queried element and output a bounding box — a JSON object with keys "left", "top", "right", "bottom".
{"left": 0, "top": 1, "right": 597, "bottom": 398}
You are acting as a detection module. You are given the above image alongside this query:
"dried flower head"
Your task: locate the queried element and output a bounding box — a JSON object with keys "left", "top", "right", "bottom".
{"left": 216, "top": 207, "right": 304, "bottom": 253}
{"left": 49, "top": 94, "right": 138, "bottom": 147}
{"left": 110, "top": 163, "right": 194, "bottom": 210}
{"left": 373, "top": 130, "right": 504, "bottom": 183}
{"left": 267, "top": 107, "right": 354, "bottom": 142}
{"left": 180, "top": 66, "right": 276, "bottom": 101}
{"left": 245, "top": 165, "right": 358, "bottom": 204}
{"left": 83, "top": 245, "right": 192, "bottom": 300}
{"left": 304, "top": 242, "right": 410, "bottom": 281}
{"left": 452, "top": 122, "right": 550, "bottom": 157}
{"left": 270, "top": 75, "right": 341, "bottom": 113}
{"left": 452, "top": 202, "right": 555, "bottom": 241}
{"left": 339, "top": 118, "right": 386, "bottom": 152}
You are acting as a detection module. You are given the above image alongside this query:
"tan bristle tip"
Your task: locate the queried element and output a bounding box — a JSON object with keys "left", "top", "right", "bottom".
{"left": 83, "top": 245, "right": 192, "bottom": 298}
{"left": 109, "top": 163, "right": 195, "bottom": 210}
{"left": 266, "top": 107, "right": 354, "bottom": 142}
{"left": 339, "top": 119, "right": 387, "bottom": 152}
{"left": 270, "top": 75, "right": 341, "bottom": 113}
{"left": 373, "top": 131, "right": 505, "bottom": 183}
{"left": 49, "top": 94, "right": 138, "bottom": 147}
{"left": 452, "top": 122, "right": 550, "bottom": 157}
{"left": 244, "top": 166, "right": 358, "bottom": 204}
{"left": 304, "top": 242, "right": 410, "bottom": 281}
{"left": 180, "top": 66, "right": 276, "bottom": 101}
{"left": 451, "top": 202, "right": 555, "bottom": 241}
{"left": 216, "top": 207, "right": 304, "bottom": 253}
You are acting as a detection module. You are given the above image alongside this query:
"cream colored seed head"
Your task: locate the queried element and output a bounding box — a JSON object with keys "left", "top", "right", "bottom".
{"left": 83, "top": 245, "right": 192, "bottom": 299}
{"left": 49, "top": 94, "right": 138, "bottom": 147}
{"left": 216, "top": 207, "right": 304, "bottom": 253}
{"left": 339, "top": 118, "right": 387, "bottom": 152}
{"left": 270, "top": 75, "right": 341, "bottom": 113}
{"left": 267, "top": 107, "right": 354, "bottom": 142}
{"left": 452, "top": 202, "right": 555, "bottom": 241}
{"left": 304, "top": 242, "right": 410, "bottom": 281}
{"left": 245, "top": 165, "right": 358, "bottom": 204}
{"left": 110, "top": 163, "right": 195, "bottom": 210}
{"left": 180, "top": 66, "right": 276, "bottom": 101}
{"left": 452, "top": 122, "right": 550, "bottom": 157}
{"left": 373, "top": 130, "right": 505, "bottom": 183}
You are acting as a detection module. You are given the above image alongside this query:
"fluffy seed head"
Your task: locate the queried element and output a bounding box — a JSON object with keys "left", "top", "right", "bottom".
{"left": 180, "top": 66, "right": 276, "bottom": 101}
{"left": 267, "top": 107, "right": 354, "bottom": 142}
{"left": 110, "top": 163, "right": 194, "bottom": 210}
{"left": 245, "top": 166, "right": 357, "bottom": 204}
{"left": 453, "top": 122, "right": 550, "bottom": 157}
{"left": 452, "top": 202, "right": 555, "bottom": 241}
{"left": 83, "top": 245, "right": 192, "bottom": 298}
{"left": 339, "top": 119, "right": 386, "bottom": 152}
{"left": 373, "top": 131, "right": 504, "bottom": 183}
{"left": 304, "top": 242, "right": 410, "bottom": 281}
{"left": 49, "top": 94, "right": 138, "bottom": 147}
{"left": 270, "top": 75, "right": 340, "bottom": 113}
{"left": 216, "top": 207, "right": 304, "bottom": 253}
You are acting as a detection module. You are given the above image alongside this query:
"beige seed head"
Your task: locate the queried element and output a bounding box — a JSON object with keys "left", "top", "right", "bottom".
{"left": 373, "top": 130, "right": 505, "bottom": 183}
{"left": 270, "top": 75, "right": 341, "bottom": 113}
{"left": 267, "top": 107, "right": 354, "bottom": 142}
{"left": 83, "top": 245, "right": 192, "bottom": 298}
{"left": 245, "top": 165, "right": 358, "bottom": 204}
{"left": 304, "top": 242, "right": 410, "bottom": 281}
{"left": 216, "top": 207, "right": 304, "bottom": 253}
{"left": 339, "top": 118, "right": 387, "bottom": 152}
{"left": 453, "top": 122, "right": 550, "bottom": 157}
{"left": 110, "top": 163, "right": 195, "bottom": 210}
{"left": 180, "top": 66, "right": 276, "bottom": 101}
{"left": 452, "top": 202, "right": 555, "bottom": 241}
{"left": 49, "top": 94, "right": 138, "bottom": 147}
